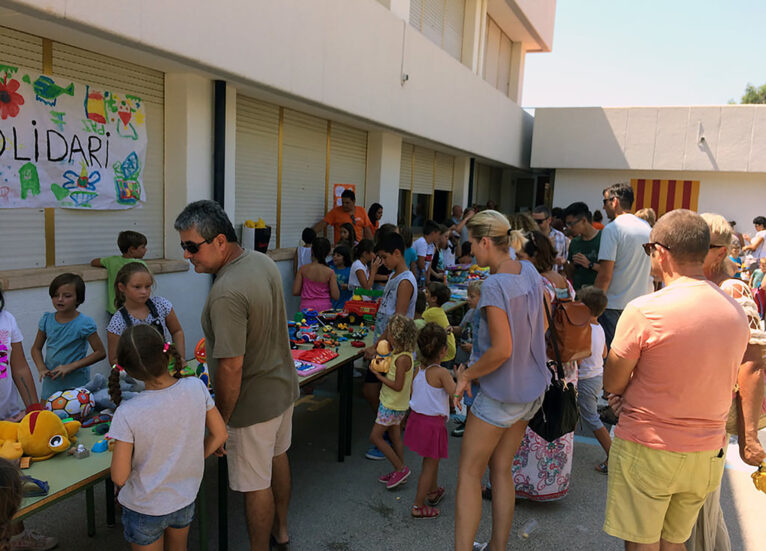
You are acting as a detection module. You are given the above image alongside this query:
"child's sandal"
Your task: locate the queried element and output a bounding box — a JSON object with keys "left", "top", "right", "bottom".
{"left": 426, "top": 486, "right": 445, "bottom": 506}
{"left": 411, "top": 505, "right": 440, "bottom": 518}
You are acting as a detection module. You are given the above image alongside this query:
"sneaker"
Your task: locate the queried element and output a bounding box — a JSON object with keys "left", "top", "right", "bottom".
{"left": 386, "top": 466, "right": 411, "bottom": 489}
{"left": 377, "top": 471, "right": 394, "bottom": 484}
{"left": 451, "top": 421, "right": 465, "bottom": 437}
{"left": 10, "top": 529, "right": 58, "bottom": 551}
{"left": 472, "top": 543, "right": 488, "bottom": 551}
{"left": 365, "top": 446, "right": 385, "bottom": 460}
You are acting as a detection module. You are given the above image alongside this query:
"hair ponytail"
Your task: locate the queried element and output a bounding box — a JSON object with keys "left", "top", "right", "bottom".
{"left": 466, "top": 210, "right": 511, "bottom": 250}
{"left": 108, "top": 365, "right": 123, "bottom": 409}
{"left": 167, "top": 343, "right": 185, "bottom": 379}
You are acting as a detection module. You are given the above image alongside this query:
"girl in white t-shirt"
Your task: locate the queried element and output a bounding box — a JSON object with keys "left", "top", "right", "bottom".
{"left": 0, "top": 287, "right": 39, "bottom": 421}
{"left": 108, "top": 324, "right": 227, "bottom": 550}
{"left": 348, "top": 239, "right": 380, "bottom": 297}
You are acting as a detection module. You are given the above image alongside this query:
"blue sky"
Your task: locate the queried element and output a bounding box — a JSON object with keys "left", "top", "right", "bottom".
{"left": 522, "top": 1, "right": 765, "bottom": 108}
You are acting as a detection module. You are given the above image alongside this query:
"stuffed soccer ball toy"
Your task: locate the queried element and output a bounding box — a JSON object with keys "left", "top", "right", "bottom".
{"left": 46, "top": 388, "right": 95, "bottom": 420}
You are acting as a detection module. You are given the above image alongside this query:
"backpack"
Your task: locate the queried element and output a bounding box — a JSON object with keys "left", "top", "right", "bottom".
{"left": 545, "top": 295, "right": 592, "bottom": 363}
{"left": 119, "top": 298, "right": 166, "bottom": 336}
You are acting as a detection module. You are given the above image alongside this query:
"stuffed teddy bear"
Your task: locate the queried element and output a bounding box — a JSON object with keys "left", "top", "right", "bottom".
{"left": 370, "top": 340, "right": 393, "bottom": 374}
{"left": 0, "top": 409, "right": 80, "bottom": 462}
{"left": 83, "top": 372, "right": 144, "bottom": 411}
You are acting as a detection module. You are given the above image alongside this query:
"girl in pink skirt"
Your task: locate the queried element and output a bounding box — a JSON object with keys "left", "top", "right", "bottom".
{"left": 404, "top": 322, "right": 458, "bottom": 518}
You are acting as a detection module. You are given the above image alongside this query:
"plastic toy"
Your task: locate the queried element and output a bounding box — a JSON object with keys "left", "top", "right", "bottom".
{"left": 46, "top": 387, "right": 95, "bottom": 420}
{"left": 351, "top": 340, "right": 366, "bottom": 348}
{"left": 342, "top": 289, "right": 383, "bottom": 324}
{"left": 91, "top": 439, "right": 110, "bottom": 453}
{"left": 194, "top": 338, "right": 206, "bottom": 364}
{"left": 67, "top": 443, "right": 90, "bottom": 459}
{"left": 0, "top": 409, "right": 80, "bottom": 462}
{"left": 370, "top": 340, "right": 393, "bottom": 373}
{"left": 753, "top": 463, "right": 766, "bottom": 494}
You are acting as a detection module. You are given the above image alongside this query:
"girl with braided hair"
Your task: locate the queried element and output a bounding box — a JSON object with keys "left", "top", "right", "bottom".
{"left": 107, "top": 324, "right": 227, "bottom": 550}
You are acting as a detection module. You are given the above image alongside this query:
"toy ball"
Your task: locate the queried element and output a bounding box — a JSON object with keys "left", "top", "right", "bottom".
{"left": 46, "top": 388, "right": 95, "bottom": 421}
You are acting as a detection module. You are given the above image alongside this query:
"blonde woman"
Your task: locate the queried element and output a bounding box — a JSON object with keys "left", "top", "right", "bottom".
{"left": 690, "top": 213, "right": 766, "bottom": 551}
{"left": 453, "top": 210, "right": 549, "bottom": 551}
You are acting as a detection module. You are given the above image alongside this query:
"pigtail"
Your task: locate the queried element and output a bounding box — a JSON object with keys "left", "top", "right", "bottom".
{"left": 108, "top": 365, "right": 123, "bottom": 408}
{"left": 166, "top": 343, "right": 185, "bottom": 379}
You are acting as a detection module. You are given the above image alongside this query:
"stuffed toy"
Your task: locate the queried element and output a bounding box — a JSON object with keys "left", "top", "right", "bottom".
{"left": 370, "top": 340, "right": 393, "bottom": 374}
{"left": 83, "top": 372, "right": 143, "bottom": 411}
{"left": 0, "top": 409, "right": 80, "bottom": 462}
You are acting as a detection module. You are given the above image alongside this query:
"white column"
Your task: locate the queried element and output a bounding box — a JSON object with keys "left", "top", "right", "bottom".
{"left": 508, "top": 41, "right": 527, "bottom": 104}
{"left": 164, "top": 73, "right": 214, "bottom": 259}
{"left": 453, "top": 156, "right": 471, "bottom": 208}
{"left": 365, "top": 131, "right": 403, "bottom": 226}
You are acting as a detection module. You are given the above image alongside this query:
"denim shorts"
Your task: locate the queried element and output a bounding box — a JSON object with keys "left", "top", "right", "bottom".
{"left": 470, "top": 390, "right": 543, "bottom": 429}
{"left": 122, "top": 502, "right": 195, "bottom": 545}
{"left": 577, "top": 375, "right": 604, "bottom": 431}
{"left": 462, "top": 381, "right": 480, "bottom": 408}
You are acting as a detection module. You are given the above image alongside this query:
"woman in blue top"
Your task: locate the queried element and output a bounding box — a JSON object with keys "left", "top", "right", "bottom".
{"left": 31, "top": 273, "right": 106, "bottom": 401}
{"left": 453, "top": 210, "right": 549, "bottom": 551}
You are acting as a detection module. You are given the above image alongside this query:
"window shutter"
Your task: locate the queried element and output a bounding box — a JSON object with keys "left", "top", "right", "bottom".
{"left": 422, "top": 0, "right": 444, "bottom": 49}
{"left": 443, "top": 0, "right": 466, "bottom": 61}
{"left": 497, "top": 33, "right": 512, "bottom": 95}
{"left": 434, "top": 152, "right": 454, "bottom": 191}
{"left": 329, "top": 123, "right": 367, "bottom": 208}
{"left": 399, "top": 142, "right": 413, "bottom": 190}
{"left": 235, "top": 96, "right": 279, "bottom": 248}
{"left": 409, "top": 0, "right": 424, "bottom": 29}
{"left": 51, "top": 43, "right": 164, "bottom": 265}
{"left": 412, "top": 146, "right": 434, "bottom": 195}
{"left": 280, "top": 109, "right": 326, "bottom": 248}
{"left": 483, "top": 17, "right": 500, "bottom": 89}
{"left": 0, "top": 26, "right": 45, "bottom": 269}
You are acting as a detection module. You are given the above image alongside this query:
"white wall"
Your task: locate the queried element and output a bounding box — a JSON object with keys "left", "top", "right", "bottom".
{"left": 552, "top": 169, "right": 766, "bottom": 234}
{"left": 4, "top": 269, "right": 209, "bottom": 397}
{"left": 532, "top": 106, "right": 766, "bottom": 172}
{"left": 5, "top": 0, "right": 535, "bottom": 168}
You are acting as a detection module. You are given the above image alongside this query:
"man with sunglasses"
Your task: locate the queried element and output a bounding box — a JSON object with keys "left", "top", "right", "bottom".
{"left": 313, "top": 188, "right": 374, "bottom": 244}
{"left": 602, "top": 209, "right": 749, "bottom": 551}
{"left": 593, "top": 183, "right": 652, "bottom": 347}
{"left": 175, "top": 200, "right": 299, "bottom": 551}
{"left": 563, "top": 201, "right": 602, "bottom": 291}
{"left": 532, "top": 205, "right": 568, "bottom": 271}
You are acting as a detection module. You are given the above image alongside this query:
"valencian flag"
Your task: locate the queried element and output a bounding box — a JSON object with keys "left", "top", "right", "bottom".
{"left": 630, "top": 179, "right": 700, "bottom": 218}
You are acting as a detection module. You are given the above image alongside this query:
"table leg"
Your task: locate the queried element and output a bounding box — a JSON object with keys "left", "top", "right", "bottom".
{"left": 105, "top": 478, "right": 115, "bottom": 526}
{"left": 198, "top": 476, "right": 208, "bottom": 551}
{"left": 338, "top": 361, "right": 348, "bottom": 462}
{"left": 86, "top": 485, "right": 95, "bottom": 537}
{"left": 218, "top": 456, "right": 228, "bottom": 550}
{"left": 344, "top": 361, "right": 353, "bottom": 456}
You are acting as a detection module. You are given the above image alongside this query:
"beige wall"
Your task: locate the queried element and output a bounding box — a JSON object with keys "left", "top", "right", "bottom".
{"left": 532, "top": 106, "right": 766, "bottom": 172}
{"left": 552, "top": 169, "right": 766, "bottom": 235}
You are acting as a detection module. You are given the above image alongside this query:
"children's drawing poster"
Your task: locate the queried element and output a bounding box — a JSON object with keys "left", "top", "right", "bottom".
{"left": 333, "top": 184, "right": 355, "bottom": 207}
{"left": 0, "top": 63, "right": 147, "bottom": 210}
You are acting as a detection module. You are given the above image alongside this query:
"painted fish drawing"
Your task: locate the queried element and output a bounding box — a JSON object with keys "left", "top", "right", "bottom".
{"left": 33, "top": 76, "right": 74, "bottom": 107}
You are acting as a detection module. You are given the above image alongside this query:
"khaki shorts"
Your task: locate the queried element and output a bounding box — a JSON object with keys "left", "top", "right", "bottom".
{"left": 604, "top": 437, "right": 725, "bottom": 544}
{"left": 226, "top": 405, "right": 294, "bottom": 492}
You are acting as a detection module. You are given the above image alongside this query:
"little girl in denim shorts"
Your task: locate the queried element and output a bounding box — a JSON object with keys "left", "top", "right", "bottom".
{"left": 108, "top": 325, "right": 227, "bottom": 549}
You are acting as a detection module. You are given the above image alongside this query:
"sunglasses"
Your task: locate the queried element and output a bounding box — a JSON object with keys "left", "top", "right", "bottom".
{"left": 642, "top": 242, "right": 671, "bottom": 256}
{"left": 603, "top": 196, "right": 613, "bottom": 205}
{"left": 566, "top": 218, "right": 584, "bottom": 228}
{"left": 532, "top": 217, "right": 548, "bottom": 223}
{"left": 180, "top": 237, "right": 213, "bottom": 254}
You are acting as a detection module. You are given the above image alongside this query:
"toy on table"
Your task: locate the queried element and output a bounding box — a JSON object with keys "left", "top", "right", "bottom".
{"left": 45, "top": 387, "right": 95, "bottom": 421}
{"left": 294, "top": 359, "right": 325, "bottom": 377}
{"left": 84, "top": 372, "right": 143, "bottom": 411}
{"left": 81, "top": 413, "right": 112, "bottom": 428}
{"left": 194, "top": 338, "right": 207, "bottom": 364}
{"left": 350, "top": 340, "right": 366, "bottom": 348}
{"left": 753, "top": 463, "right": 766, "bottom": 494}
{"left": 21, "top": 475, "right": 49, "bottom": 497}
{"left": 91, "top": 438, "right": 114, "bottom": 453}
{"left": 370, "top": 340, "right": 392, "bottom": 373}
{"left": 67, "top": 443, "right": 90, "bottom": 459}
{"left": 0, "top": 409, "right": 80, "bottom": 462}
{"left": 293, "top": 348, "right": 339, "bottom": 364}
{"left": 342, "top": 289, "right": 382, "bottom": 324}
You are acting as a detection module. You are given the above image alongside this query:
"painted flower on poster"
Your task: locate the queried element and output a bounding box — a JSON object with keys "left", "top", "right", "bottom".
{"left": 0, "top": 77, "right": 24, "bottom": 119}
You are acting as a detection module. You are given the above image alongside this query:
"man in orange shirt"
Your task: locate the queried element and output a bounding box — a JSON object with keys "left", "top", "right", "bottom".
{"left": 313, "top": 189, "right": 374, "bottom": 244}
{"left": 602, "top": 209, "right": 749, "bottom": 551}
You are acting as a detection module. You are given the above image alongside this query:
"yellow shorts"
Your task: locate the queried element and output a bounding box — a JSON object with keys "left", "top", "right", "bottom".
{"left": 226, "top": 405, "right": 293, "bottom": 492}
{"left": 603, "top": 437, "right": 725, "bottom": 544}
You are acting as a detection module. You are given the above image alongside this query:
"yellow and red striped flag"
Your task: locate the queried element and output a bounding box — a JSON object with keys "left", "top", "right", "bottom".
{"left": 630, "top": 179, "right": 700, "bottom": 218}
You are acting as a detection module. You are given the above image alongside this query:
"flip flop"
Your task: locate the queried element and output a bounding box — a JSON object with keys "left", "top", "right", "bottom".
{"left": 411, "top": 505, "right": 440, "bottom": 518}
{"left": 269, "top": 534, "right": 290, "bottom": 551}
{"left": 595, "top": 461, "right": 608, "bottom": 474}
{"left": 426, "top": 486, "right": 445, "bottom": 506}
{"left": 481, "top": 485, "right": 492, "bottom": 501}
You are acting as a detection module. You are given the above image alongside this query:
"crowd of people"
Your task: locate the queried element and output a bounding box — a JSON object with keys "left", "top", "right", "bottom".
{"left": 1, "top": 185, "right": 764, "bottom": 551}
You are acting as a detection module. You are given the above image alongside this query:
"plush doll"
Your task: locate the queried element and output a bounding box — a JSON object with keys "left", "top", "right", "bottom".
{"left": 0, "top": 409, "right": 80, "bottom": 462}
{"left": 370, "top": 340, "right": 393, "bottom": 374}
{"left": 84, "top": 372, "right": 143, "bottom": 411}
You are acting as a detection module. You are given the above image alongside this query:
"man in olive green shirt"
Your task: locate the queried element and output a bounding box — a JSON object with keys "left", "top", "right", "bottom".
{"left": 175, "top": 200, "right": 298, "bottom": 551}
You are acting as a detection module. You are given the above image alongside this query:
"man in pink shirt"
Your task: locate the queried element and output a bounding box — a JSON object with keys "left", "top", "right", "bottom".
{"left": 603, "top": 209, "right": 749, "bottom": 551}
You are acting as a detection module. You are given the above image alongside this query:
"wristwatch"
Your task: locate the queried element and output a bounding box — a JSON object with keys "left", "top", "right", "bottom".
{"left": 588, "top": 261, "right": 594, "bottom": 270}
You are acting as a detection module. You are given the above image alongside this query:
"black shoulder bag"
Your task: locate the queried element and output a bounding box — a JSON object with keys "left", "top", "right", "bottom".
{"left": 527, "top": 299, "right": 580, "bottom": 442}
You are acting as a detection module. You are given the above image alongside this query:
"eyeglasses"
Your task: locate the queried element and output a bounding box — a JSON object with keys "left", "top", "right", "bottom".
{"left": 565, "top": 218, "right": 584, "bottom": 228}
{"left": 603, "top": 196, "right": 613, "bottom": 205}
{"left": 642, "top": 242, "right": 671, "bottom": 256}
{"left": 532, "top": 217, "right": 548, "bottom": 224}
{"left": 180, "top": 237, "right": 213, "bottom": 254}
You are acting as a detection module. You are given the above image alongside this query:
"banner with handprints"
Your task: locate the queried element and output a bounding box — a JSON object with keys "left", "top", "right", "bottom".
{"left": 0, "top": 63, "right": 147, "bottom": 209}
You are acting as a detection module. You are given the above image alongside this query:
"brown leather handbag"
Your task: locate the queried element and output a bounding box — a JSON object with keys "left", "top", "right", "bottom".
{"left": 546, "top": 296, "right": 592, "bottom": 362}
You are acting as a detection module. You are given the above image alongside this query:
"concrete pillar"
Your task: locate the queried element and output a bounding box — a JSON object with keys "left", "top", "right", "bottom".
{"left": 508, "top": 41, "right": 527, "bottom": 104}
{"left": 365, "top": 131, "right": 403, "bottom": 226}
{"left": 453, "top": 156, "right": 471, "bottom": 208}
{"left": 499, "top": 169, "right": 515, "bottom": 213}
{"left": 379, "top": 0, "right": 411, "bottom": 21}
{"left": 462, "top": 0, "right": 486, "bottom": 73}
{"left": 164, "top": 73, "right": 214, "bottom": 259}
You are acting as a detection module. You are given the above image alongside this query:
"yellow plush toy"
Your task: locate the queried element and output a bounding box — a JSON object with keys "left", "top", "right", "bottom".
{"left": 0, "top": 409, "right": 80, "bottom": 462}
{"left": 370, "top": 340, "right": 393, "bottom": 374}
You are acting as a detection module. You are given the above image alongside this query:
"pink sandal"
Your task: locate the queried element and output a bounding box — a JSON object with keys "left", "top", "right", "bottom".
{"left": 426, "top": 486, "right": 445, "bottom": 506}
{"left": 411, "top": 505, "right": 440, "bottom": 518}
